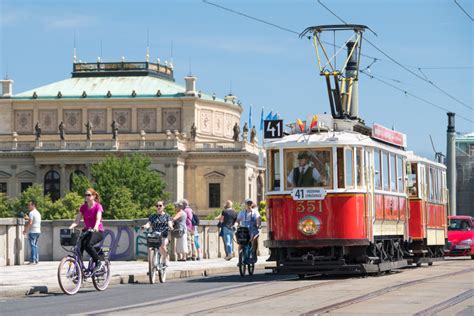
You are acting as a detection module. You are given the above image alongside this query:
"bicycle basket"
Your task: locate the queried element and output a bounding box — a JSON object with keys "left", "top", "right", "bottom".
{"left": 60, "top": 229, "right": 79, "bottom": 246}
{"left": 147, "top": 233, "right": 163, "bottom": 248}
{"left": 236, "top": 227, "right": 251, "bottom": 245}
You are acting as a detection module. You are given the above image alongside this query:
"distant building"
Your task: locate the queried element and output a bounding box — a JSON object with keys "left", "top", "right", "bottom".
{"left": 456, "top": 132, "right": 474, "bottom": 217}
{"left": 0, "top": 59, "right": 264, "bottom": 214}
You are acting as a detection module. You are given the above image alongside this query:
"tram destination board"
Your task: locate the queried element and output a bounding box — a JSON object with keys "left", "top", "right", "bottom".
{"left": 291, "top": 188, "right": 327, "bottom": 200}
{"left": 264, "top": 120, "right": 283, "bottom": 139}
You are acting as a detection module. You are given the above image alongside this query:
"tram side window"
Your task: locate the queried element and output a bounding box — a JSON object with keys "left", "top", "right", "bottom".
{"left": 268, "top": 150, "right": 280, "bottom": 191}
{"left": 374, "top": 149, "right": 382, "bottom": 190}
{"left": 397, "top": 156, "right": 404, "bottom": 193}
{"left": 356, "top": 148, "right": 363, "bottom": 187}
{"left": 390, "top": 153, "right": 396, "bottom": 192}
{"left": 285, "top": 149, "right": 332, "bottom": 189}
{"left": 382, "top": 151, "right": 389, "bottom": 191}
{"left": 407, "top": 163, "right": 418, "bottom": 197}
{"left": 345, "top": 148, "right": 354, "bottom": 188}
{"left": 428, "top": 167, "right": 434, "bottom": 201}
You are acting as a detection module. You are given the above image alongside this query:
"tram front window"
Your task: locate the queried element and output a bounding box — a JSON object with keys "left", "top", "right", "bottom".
{"left": 285, "top": 149, "right": 331, "bottom": 189}
{"left": 407, "top": 163, "right": 418, "bottom": 197}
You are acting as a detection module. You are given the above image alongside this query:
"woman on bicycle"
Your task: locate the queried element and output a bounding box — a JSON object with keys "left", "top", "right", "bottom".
{"left": 141, "top": 200, "right": 173, "bottom": 267}
{"left": 69, "top": 188, "right": 105, "bottom": 273}
{"left": 236, "top": 199, "right": 261, "bottom": 263}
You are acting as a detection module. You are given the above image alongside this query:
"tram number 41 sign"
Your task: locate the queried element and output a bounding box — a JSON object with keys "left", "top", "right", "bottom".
{"left": 291, "top": 188, "right": 327, "bottom": 200}
{"left": 264, "top": 120, "right": 283, "bottom": 139}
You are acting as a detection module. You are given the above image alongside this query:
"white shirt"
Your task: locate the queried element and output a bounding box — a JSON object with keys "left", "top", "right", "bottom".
{"left": 287, "top": 165, "right": 321, "bottom": 186}
{"left": 28, "top": 209, "right": 41, "bottom": 234}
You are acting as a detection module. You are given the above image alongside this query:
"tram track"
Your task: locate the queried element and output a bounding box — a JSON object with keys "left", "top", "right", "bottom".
{"left": 413, "top": 289, "right": 474, "bottom": 316}
{"left": 300, "top": 267, "right": 474, "bottom": 316}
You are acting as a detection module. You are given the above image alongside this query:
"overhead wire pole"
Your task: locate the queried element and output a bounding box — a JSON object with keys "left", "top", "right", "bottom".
{"left": 317, "top": 0, "right": 473, "bottom": 112}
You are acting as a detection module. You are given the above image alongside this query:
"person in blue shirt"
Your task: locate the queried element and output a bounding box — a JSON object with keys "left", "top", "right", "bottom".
{"left": 236, "top": 199, "right": 261, "bottom": 263}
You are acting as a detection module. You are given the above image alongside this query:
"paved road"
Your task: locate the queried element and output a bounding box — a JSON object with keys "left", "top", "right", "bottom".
{"left": 1, "top": 259, "right": 473, "bottom": 315}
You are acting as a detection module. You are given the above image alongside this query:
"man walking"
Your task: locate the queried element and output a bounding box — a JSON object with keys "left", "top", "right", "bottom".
{"left": 181, "top": 199, "right": 196, "bottom": 260}
{"left": 23, "top": 200, "right": 41, "bottom": 264}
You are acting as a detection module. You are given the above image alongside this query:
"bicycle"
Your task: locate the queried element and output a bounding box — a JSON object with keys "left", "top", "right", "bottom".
{"left": 146, "top": 231, "right": 167, "bottom": 284}
{"left": 57, "top": 229, "right": 111, "bottom": 295}
{"left": 236, "top": 226, "right": 255, "bottom": 276}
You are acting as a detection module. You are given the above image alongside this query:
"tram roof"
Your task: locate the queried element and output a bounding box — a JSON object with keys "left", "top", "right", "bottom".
{"left": 264, "top": 130, "right": 408, "bottom": 155}
{"left": 405, "top": 151, "right": 446, "bottom": 169}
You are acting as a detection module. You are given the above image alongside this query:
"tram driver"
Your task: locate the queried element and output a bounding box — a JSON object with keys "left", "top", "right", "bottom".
{"left": 287, "top": 151, "right": 323, "bottom": 187}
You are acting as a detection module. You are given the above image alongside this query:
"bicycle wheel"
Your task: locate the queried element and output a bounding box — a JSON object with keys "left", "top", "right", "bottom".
{"left": 148, "top": 248, "right": 157, "bottom": 284}
{"left": 158, "top": 252, "right": 167, "bottom": 283}
{"left": 248, "top": 263, "right": 255, "bottom": 275}
{"left": 92, "top": 259, "right": 111, "bottom": 291}
{"left": 57, "top": 257, "right": 82, "bottom": 295}
{"left": 238, "top": 250, "right": 246, "bottom": 276}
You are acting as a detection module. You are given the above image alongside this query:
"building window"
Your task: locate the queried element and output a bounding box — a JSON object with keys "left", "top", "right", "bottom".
{"left": 70, "top": 170, "right": 85, "bottom": 192}
{"left": 21, "top": 182, "right": 32, "bottom": 193}
{"left": 44, "top": 170, "right": 60, "bottom": 201}
{"left": 209, "top": 183, "right": 221, "bottom": 208}
{"left": 0, "top": 182, "right": 7, "bottom": 194}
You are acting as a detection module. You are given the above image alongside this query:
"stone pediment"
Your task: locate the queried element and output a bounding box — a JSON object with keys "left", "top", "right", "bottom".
{"left": 204, "top": 171, "right": 225, "bottom": 179}
{"left": 16, "top": 170, "right": 36, "bottom": 178}
{"left": 0, "top": 170, "right": 12, "bottom": 178}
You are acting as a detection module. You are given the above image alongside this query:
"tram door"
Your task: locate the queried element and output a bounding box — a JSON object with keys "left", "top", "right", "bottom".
{"left": 419, "top": 164, "right": 427, "bottom": 233}
{"left": 365, "top": 148, "right": 375, "bottom": 240}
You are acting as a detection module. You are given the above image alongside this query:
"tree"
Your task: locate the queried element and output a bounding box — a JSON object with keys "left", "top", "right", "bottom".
{"left": 72, "top": 154, "right": 169, "bottom": 219}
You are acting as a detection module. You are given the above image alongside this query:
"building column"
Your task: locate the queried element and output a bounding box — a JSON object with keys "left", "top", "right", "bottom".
{"left": 176, "top": 160, "right": 185, "bottom": 201}
{"left": 60, "top": 164, "right": 66, "bottom": 197}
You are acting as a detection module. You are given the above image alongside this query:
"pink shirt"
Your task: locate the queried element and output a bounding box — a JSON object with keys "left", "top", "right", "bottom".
{"left": 80, "top": 202, "right": 104, "bottom": 231}
{"left": 184, "top": 206, "right": 194, "bottom": 232}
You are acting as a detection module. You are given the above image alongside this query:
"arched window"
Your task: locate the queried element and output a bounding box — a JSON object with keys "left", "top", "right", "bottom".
{"left": 44, "top": 170, "right": 60, "bottom": 201}
{"left": 69, "top": 170, "right": 86, "bottom": 192}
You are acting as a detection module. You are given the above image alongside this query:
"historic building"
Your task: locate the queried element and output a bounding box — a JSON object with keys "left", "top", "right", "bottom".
{"left": 0, "top": 59, "right": 264, "bottom": 214}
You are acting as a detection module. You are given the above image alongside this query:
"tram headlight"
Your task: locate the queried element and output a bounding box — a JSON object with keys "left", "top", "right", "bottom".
{"left": 297, "top": 215, "right": 320, "bottom": 236}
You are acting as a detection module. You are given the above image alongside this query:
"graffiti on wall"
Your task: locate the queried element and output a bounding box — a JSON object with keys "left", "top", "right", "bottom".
{"left": 134, "top": 227, "right": 148, "bottom": 258}
{"left": 97, "top": 225, "right": 149, "bottom": 260}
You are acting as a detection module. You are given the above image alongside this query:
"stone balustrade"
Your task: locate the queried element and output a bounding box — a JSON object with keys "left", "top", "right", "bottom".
{"left": 0, "top": 219, "right": 268, "bottom": 265}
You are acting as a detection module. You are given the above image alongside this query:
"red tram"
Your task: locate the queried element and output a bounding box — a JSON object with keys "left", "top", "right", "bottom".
{"left": 263, "top": 24, "right": 448, "bottom": 276}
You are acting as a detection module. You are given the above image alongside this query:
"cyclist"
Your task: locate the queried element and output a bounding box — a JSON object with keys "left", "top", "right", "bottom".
{"left": 141, "top": 201, "right": 173, "bottom": 267}
{"left": 236, "top": 199, "right": 261, "bottom": 263}
{"left": 69, "top": 188, "right": 105, "bottom": 274}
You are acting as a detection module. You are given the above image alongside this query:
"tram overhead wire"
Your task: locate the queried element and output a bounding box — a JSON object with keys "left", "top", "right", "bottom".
{"left": 317, "top": 0, "right": 473, "bottom": 112}
{"left": 360, "top": 70, "right": 474, "bottom": 123}
{"left": 202, "top": 0, "right": 473, "bottom": 119}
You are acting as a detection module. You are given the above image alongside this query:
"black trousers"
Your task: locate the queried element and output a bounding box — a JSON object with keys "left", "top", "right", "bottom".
{"left": 80, "top": 231, "right": 105, "bottom": 262}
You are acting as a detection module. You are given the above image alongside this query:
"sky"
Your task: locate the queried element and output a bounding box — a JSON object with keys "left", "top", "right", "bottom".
{"left": 0, "top": 0, "right": 472, "bottom": 159}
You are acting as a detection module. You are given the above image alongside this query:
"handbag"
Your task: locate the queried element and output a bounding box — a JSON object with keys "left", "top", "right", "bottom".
{"left": 172, "top": 228, "right": 185, "bottom": 238}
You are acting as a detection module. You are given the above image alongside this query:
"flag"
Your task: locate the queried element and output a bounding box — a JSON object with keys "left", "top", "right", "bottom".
{"left": 297, "top": 119, "right": 305, "bottom": 132}
{"left": 272, "top": 112, "right": 279, "bottom": 120}
{"left": 259, "top": 107, "right": 264, "bottom": 130}
{"left": 265, "top": 110, "right": 273, "bottom": 120}
{"left": 310, "top": 115, "right": 318, "bottom": 129}
{"left": 248, "top": 105, "right": 252, "bottom": 127}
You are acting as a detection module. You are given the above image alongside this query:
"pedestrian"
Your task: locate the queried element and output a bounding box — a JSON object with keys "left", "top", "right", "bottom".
{"left": 141, "top": 200, "right": 173, "bottom": 267}
{"left": 194, "top": 225, "right": 202, "bottom": 261}
{"left": 172, "top": 201, "right": 188, "bottom": 261}
{"left": 23, "top": 200, "right": 41, "bottom": 264}
{"left": 236, "top": 199, "right": 261, "bottom": 263}
{"left": 218, "top": 200, "right": 237, "bottom": 260}
{"left": 181, "top": 199, "right": 196, "bottom": 260}
{"left": 69, "top": 188, "right": 105, "bottom": 273}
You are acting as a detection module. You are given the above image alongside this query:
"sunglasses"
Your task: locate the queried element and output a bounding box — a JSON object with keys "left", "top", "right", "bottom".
{"left": 85, "top": 193, "right": 92, "bottom": 197}
{"left": 156, "top": 204, "right": 163, "bottom": 207}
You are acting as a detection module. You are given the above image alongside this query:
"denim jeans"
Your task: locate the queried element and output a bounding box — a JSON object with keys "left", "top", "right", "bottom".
{"left": 28, "top": 233, "right": 40, "bottom": 263}
{"left": 222, "top": 226, "right": 234, "bottom": 256}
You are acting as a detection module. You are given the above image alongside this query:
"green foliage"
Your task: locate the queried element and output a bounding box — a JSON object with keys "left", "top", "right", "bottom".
{"left": 258, "top": 200, "right": 267, "bottom": 222}
{"left": 0, "top": 193, "right": 14, "bottom": 218}
{"left": 205, "top": 208, "right": 223, "bottom": 220}
{"left": 42, "top": 192, "right": 84, "bottom": 220}
{"left": 71, "top": 154, "right": 170, "bottom": 219}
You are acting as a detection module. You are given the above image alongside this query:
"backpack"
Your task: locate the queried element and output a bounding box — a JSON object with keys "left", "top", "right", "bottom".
{"left": 191, "top": 213, "right": 200, "bottom": 226}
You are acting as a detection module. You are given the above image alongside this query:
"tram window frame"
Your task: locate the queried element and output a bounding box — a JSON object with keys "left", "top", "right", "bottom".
{"left": 407, "top": 162, "right": 418, "bottom": 197}
{"left": 356, "top": 147, "right": 363, "bottom": 188}
{"left": 390, "top": 153, "right": 397, "bottom": 192}
{"left": 397, "top": 157, "right": 404, "bottom": 193}
{"left": 382, "top": 151, "right": 389, "bottom": 191}
{"left": 428, "top": 166, "right": 434, "bottom": 201}
{"left": 284, "top": 148, "right": 333, "bottom": 190}
{"left": 374, "top": 149, "right": 382, "bottom": 190}
{"left": 345, "top": 147, "right": 354, "bottom": 188}
{"left": 267, "top": 149, "right": 281, "bottom": 191}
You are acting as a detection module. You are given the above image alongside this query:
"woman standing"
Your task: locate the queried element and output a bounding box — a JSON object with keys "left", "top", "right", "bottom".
{"left": 218, "top": 200, "right": 237, "bottom": 260}
{"left": 69, "top": 188, "right": 105, "bottom": 273}
{"left": 172, "top": 201, "right": 188, "bottom": 261}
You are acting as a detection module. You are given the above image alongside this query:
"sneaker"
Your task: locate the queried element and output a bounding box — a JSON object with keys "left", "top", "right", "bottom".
{"left": 92, "top": 261, "right": 103, "bottom": 274}
{"left": 196, "top": 257, "right": 201, "bottom": 261}
{"left": 224, "top": 255, "right": 232, "bottom": 261}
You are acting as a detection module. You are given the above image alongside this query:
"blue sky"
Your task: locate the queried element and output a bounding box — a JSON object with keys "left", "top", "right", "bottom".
{"left": 1, "top": 0, "right": 472, "bottom": 158}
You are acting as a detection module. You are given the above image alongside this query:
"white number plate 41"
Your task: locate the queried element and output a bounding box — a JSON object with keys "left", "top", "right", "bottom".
{"left": 291, "top": 188, "right": 327, "bottom": 200}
